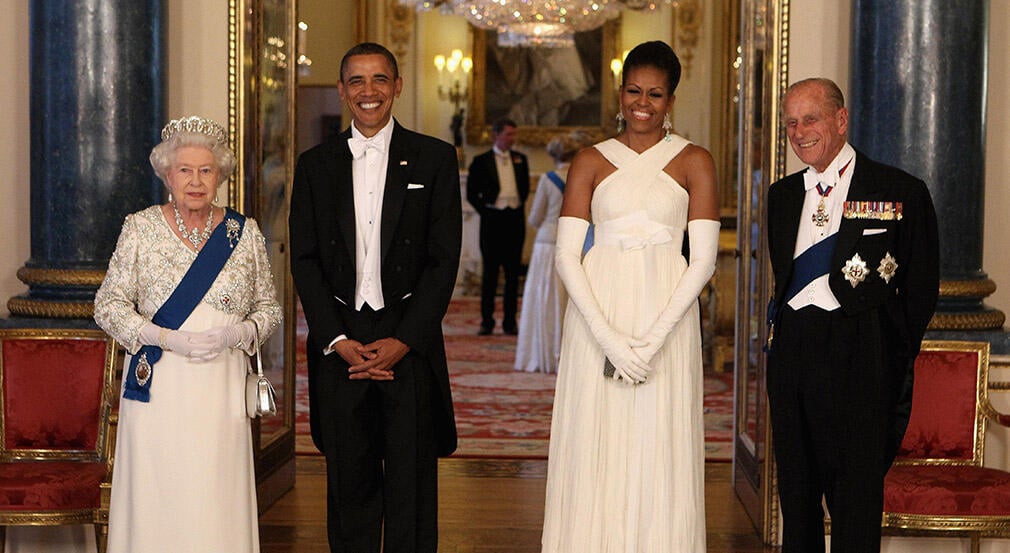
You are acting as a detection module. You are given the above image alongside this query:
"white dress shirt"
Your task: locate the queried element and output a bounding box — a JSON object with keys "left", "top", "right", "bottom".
{"left": 492, "top": 145, "right": 521, "bottom": 210}
{"left": 787, "top": 142, "right": 856, "bottom": 311}
{"left": 325, "top": 119, "right": 394, "bottom": 355}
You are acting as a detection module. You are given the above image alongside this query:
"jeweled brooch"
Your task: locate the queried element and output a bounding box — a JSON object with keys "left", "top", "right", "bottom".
{"left": 136, "top": 352, "right": 152, "bottom": 386}
{"left": 843, "top": 253, "right": 868, "bottom": 287}
{"left": 877, "top": 252, "right": 898, "bottom": 284}
{"left": 226, "top": 218, "right": 241, "bottom": 248}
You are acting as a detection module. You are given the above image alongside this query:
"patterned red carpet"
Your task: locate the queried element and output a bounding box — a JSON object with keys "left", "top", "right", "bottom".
{"left": 295, "top": 297, "right": 733, "bottom": 460}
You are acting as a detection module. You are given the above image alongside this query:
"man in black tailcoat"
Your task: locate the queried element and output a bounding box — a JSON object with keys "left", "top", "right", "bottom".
{"left": 766, "top": 77, "right": 938, "bottom": 553}
{"left": 466, "top": 118, "right": 530, "bottom": 335}
{"left": 290, "top": 42, "right": 461, "bottom": 553}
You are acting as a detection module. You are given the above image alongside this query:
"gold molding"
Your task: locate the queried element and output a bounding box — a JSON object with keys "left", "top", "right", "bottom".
{"left": 15, "top": 267, "right": 105, "bottom": 287}
{"left": 928, "top": 309, "right": 1006, "bottom": 330}
{"left": 6, "top": 298, "right": 95, "bottom": 319}
{"left": 388, "top": 0, "right": 415, "bottom": 61}
{"left": 0, "top": 511, "right": 96, "bottom": 526}
{"left": 674, "top": 0, "right": 702, "bottom": 79}
{"left": 227, "top": 0, "right": 247, "bottom": 212}
{"left": 939, "top": 278, "right": 998, "bottom": 298}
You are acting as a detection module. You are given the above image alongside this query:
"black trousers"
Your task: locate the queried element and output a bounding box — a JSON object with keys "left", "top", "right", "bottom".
{"left": 478, "top": 207, "right": 525, "bottom": 330}
{"left": 766, "top": 305, "right": 897, "bottom": 553}
{"left": 315, "top": 304, "right": 439, "bottom": 553}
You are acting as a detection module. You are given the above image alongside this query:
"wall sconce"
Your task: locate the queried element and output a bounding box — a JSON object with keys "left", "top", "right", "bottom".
{"left": 297, "top": 21, "right": 312, "bottom": 77}
{"left": 610, "top": 49, "right": 630, "bottom": 90}
{"left": 433, "top": 49, "right": 472, "bottom": 148}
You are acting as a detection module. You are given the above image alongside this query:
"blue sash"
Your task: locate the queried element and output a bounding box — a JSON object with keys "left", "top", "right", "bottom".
{"left": 784, "top": 234, "right": 838, "bottom": 302}
{"left": 123, "top": 208, "right": 246, "bottom": 402}
{"left": 546, "top": 171, "right": 565, "bottom": 193}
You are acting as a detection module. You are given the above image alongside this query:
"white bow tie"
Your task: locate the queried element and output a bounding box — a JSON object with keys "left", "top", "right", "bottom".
{"left": 348, "top": 135, "right": 385, "bottom": 159}
{"left": 805, "top": 166, "right": 838, "bottom": 191}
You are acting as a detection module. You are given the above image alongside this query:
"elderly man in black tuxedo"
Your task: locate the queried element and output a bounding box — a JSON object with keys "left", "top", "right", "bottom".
{"left": 466, "top": 118, "right": 530, "bottom": 335}
{"left": 766, "top": 77, "right": 938, "bottom": 553}
{"left": 290, "top": 42, "right": 461, "bottom": 553}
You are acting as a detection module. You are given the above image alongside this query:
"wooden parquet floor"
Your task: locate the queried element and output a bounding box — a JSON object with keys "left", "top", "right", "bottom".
{"left": 259, "top": 456, "right": 777, "bottom": 552}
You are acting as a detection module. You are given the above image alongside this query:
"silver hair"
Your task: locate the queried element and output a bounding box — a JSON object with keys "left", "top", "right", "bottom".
{"left": 546, "top": 130, "right": 595, "bottom": 163}
{"left": 149, "top": 132, "right": 237, "bottom": 186}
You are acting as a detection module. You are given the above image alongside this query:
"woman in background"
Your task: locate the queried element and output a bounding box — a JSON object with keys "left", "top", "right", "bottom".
{"left": 94, "top": 116, "right": 281, "bottom": 553}
{"left": 515, "top": 130, "right": 593, "bottom": 374}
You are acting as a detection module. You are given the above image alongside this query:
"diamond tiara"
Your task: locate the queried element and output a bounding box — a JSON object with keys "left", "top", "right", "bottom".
{"left": 160, "top": 116, "right": 228, "bottom": 145}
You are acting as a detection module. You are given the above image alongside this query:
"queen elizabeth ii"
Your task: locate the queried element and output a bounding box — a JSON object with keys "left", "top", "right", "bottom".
{"left": 94, "top": 115, "right": 281, "bottom": 553}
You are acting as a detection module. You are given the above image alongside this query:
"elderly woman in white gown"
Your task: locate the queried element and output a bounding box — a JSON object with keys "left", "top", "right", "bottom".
{"left": 94, "top": 116, "right": 281, "bottom": 553}
{"left": 515, "top": 131, "right": 593, "bottom": 374}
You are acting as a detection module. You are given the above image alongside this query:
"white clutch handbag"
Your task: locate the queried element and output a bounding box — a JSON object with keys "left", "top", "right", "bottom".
{"left": 246, "top": 328, "right": 277, "bottom": 418}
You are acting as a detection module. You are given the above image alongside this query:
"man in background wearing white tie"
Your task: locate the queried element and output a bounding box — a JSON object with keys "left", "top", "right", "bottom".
{"left": 466, "top": 118, "right": 531, "bottom": 335}
{"left": 290, "top": 42, "right": 462, "bottom": 553}
{"left": 765, "top": 77, "right": 938, "bottom": 553}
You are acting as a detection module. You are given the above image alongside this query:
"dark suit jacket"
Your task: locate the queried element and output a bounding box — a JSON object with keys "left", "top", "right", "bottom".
{"left": 465, "top": 148, "right": 531, "bottom": 215}
{"left": 767, "top": 150, "right": 939, "bottom": 443}
{"left": 289, "top": 120, "right": 462, "bottom": 456}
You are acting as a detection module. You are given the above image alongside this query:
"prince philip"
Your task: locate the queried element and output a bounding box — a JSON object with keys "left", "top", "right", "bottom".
{"left": 290, "top": 42, "right": 461, "bottom": 553}
{"left": 765, "top": 78, "right": 938, "bottom": 553}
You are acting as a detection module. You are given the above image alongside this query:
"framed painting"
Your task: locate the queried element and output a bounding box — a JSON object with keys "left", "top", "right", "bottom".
{"left": 466, "top": 21, "right": 620, "bottom": 146}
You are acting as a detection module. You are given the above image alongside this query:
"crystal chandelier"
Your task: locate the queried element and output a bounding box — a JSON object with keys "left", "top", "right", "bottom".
{"left": 400, "top": 1, "right": 672, "bottom": 48}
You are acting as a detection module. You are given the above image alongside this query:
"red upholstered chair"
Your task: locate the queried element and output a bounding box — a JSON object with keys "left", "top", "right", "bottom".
{"left": 883, "top": 340, "right": 1010, "bottom": 553}
{"left": 0, "top": 328, "right": 117, "bottom": 553}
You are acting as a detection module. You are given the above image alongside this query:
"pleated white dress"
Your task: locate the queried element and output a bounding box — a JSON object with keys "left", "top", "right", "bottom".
{"left": 515, "top": 167, "right": 568, "bottom": 374}
{"left": 94, "top": 206, "right": 282, "bottom": 553}
{"left": 541, "top": 136, "right": 706, "bottom": 553}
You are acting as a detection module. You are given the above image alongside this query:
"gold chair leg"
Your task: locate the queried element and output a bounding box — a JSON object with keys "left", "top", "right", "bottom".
{"left": 970, "top": 533, "right": 980, "bottom": 553}
{"left": 94, "top": 522, "right": 108, "bottom": 553}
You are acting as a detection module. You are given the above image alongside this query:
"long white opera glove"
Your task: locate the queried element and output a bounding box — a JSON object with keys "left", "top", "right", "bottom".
{"left": 555, "top": 216, "right": 651, "bottom": 383}
{"left": 633, "top": 219, "right": 721, "bottom": 364}
{"left": 204, "top": 320, "right": 259, "bottom": 357}
{"left": 138, "top": 322, "right": 219, "bottom": 362}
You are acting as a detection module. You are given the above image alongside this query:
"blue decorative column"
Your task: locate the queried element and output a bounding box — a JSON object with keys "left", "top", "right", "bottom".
{"left": 848, "top": 0, "right": 1004, "bottom": 341}
{"left": 5, "top": 0, "right": 164, "bottom": 325}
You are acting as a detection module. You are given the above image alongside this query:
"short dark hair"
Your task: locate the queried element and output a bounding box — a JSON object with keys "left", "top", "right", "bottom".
{"left": 621, "top": 41, "right": 682, "bottom": 95}
{"left": 340, "top": 42, "right": 399, "bottom": 82}
{"left": 492, "top": 118, "right": 518, "bottom": 135}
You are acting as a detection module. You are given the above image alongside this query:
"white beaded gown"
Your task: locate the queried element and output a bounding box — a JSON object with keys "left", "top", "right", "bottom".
{"left": 515, "top": 167, "right": 568, "bottom": 374}
{"left": 94, "top": 206, "right": 282, "bottom": 553}
{"left": 541, "top": 136, "right": 706, "bottom": 553}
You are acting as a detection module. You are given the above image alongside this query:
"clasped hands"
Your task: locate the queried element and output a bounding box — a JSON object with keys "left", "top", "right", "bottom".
{"left": 601, "top": 324, "right": 669, "bottom": 385}
{"left": 334, "top": 337, "right": 409, "bottom": 381}
{"left": 139, "top": 321, "right": 257, "bottom": 362}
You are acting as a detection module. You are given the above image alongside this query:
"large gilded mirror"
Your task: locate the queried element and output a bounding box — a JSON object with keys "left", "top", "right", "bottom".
{"left": 229, "top": 0, "right": 297, "bottom": 510}
{"left": 466, "top": 21, "right": 619, "bottom": 146}
{"left": 733, "top": 0, "right": 790, "bottom": 544}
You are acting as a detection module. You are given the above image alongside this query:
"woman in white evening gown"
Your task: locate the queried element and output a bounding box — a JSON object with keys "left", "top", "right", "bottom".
{"left": 541, "top": 41, "right": 720, "bottom": 553}
{"left": 515, "top": 131, "right": 593, "bottom": 374}
{"left": 94, "top": 116, "right": 282, "bottom": 553}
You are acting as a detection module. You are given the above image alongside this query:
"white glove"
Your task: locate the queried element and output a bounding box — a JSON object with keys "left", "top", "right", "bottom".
{"left": 633, "top": 219, "right": 720, "bottom": 364}
{"left": 138, "top": 323, "right": 219, "bottom": 362}
{"left": 204, "top": 321, "right": 259, "bottom": 356}
{"left": 555, "top": 216, "right": 651, "bottom": 384}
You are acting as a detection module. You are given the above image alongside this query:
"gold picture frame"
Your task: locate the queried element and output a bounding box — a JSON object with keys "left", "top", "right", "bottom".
{"left": 465, "top": 21, "right": 620, "bottom": 146}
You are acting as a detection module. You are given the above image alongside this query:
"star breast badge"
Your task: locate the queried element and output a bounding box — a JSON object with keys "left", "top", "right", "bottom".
{"left": 877, "top": 252, "right": 898, "bottom": 284}
{"left": 843, "top": 253, "right": 869, "bottom": 287}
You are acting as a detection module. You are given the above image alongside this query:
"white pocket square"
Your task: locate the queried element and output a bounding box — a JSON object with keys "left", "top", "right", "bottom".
{"left": 862, "top": 228, "right": 887, "bottom": 236}
{"left": 407, "top": 183, "right": 424, "bottom": 190}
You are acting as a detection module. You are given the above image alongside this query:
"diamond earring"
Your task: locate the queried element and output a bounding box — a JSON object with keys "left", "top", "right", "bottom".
{"left": 616, "top": 111, "right": 625, "bottom": 133}
{"left": 663, "top": 113, "right": 673, "bottom": 142}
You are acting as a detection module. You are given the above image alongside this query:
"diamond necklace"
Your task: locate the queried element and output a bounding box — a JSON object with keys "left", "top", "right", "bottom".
{"left": 173, "top": 203, "right": 214, "bottom": 249}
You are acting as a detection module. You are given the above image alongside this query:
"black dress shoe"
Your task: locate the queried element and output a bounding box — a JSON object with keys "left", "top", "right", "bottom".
{"left": 478, "top": 326, "right": 493, "bottom": 336}
{"left": 503, "top": 325, "right": 518, "bottom": 336}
